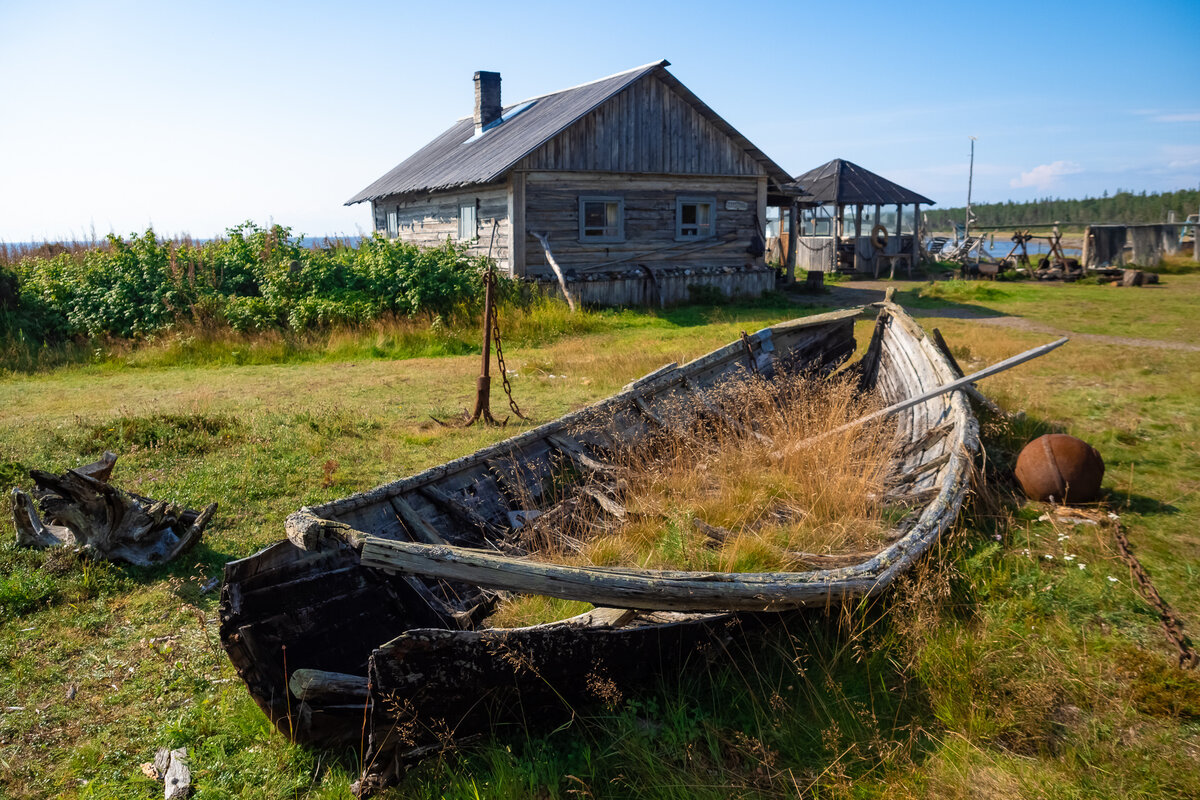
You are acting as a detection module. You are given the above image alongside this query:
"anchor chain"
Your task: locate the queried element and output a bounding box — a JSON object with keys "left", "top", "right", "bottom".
{"left": 1112, "top": 519, "right": 1198, "bottom": 669}
{"left": 489, "top": 273, "right": 527, "bottom": 421}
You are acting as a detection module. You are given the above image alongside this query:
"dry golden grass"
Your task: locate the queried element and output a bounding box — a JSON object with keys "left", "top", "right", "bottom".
{"left": 489, "top": 371, "right": 898, "bottom": 627}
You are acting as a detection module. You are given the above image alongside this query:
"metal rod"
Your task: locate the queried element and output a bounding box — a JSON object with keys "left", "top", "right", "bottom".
{"left": 775, "top": 334, "right": 1069, "bottom": 457}
{"left": 965, "top": 136, "right": 976, "bottom": 241}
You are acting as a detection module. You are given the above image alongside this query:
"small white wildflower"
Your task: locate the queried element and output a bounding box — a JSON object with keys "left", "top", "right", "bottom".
{"left": 1078, "top": 564, "right": 1086, "bottom": 570}
{"left": 1063, "top": 554, "right": 1075, "bottom": 561}
{"left": 993, "top": 533, "right": 1002, "bottom": 541}
{"left": 1107, "top": 576, "right": 1118, "bottom": 583}
{"left": 1043, "top": 554, "right": 1054, "bottom": 560}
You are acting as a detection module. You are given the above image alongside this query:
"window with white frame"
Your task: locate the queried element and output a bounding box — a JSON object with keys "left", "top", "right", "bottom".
{"left": 676, "top": 197, "right": 715, "bottom": 240}
{"left": 578, "top": 196, "right": 624, "bottom": 242}
{"left": 386, "top": 210, "right": 398, "bottom": 238}
{"left": 458, "top": 201, "right": 477, "bottom": 241}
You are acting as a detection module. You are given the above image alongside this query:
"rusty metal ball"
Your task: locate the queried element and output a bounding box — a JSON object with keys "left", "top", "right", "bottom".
{"left": 1014, "top": 434, "right": 1105, "bottom": 503}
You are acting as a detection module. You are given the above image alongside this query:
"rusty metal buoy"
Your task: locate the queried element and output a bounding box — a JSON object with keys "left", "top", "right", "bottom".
{"left": 1014, "top": 434, "right": 1105, "bottom": 503}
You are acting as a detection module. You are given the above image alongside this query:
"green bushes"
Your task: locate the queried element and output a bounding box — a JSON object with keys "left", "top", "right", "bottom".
{"left": 0, "top": 222, "right": 493, "bottom": 344}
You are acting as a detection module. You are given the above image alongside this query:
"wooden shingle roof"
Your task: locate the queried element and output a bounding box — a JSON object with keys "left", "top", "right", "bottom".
{"left": 789, "top": 159, "right": 934, "bottom": 207}
{"left": 347, "top": 61, "right": 791, "bottom": 205}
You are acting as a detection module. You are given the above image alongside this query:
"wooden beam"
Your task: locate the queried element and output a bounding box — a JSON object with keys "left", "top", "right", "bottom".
{"left": 508, "top": 171, "right": 526, "bottom": 277}
{"left": 756, "top": 176, "right": 768, "bottom": 267}
{"left": 546, "top": 434, "right": 621, "bottom": 476}
{"left": 356, "top": 536, "right": 876, "bottom": 611}
{"left": 289, "top": 669, "right": 369, "bottom": 702}
{"left": 418, "top": 484, "right": 506, "bottom": 540}
{"left": 390, "top": 495, "right": 448, "bottom": 545}
{"left": 785, "top": 199, "right": 799, "bottom": 284}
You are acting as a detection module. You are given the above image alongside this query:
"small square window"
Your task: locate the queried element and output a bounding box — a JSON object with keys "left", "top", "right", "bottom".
{"left": 458, "top": 201, "right": 477, "bottom": 241}
{"left": 676, "top": 197, "right": 715, "bottom": 240}
{"left": 386, "top": 211, "right": 398, "bottom": 238}
{"left": 579, "top": 196, "right": 624, "bottom": 242}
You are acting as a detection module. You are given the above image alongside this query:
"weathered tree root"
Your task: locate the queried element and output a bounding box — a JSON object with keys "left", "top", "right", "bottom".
{"left": 10, "top": 452, "right": 216, "bottom": 566}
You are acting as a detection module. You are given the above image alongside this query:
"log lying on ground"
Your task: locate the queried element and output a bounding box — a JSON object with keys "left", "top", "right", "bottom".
{"left": 9, "top": 453, "right": 216, "bottom": 566}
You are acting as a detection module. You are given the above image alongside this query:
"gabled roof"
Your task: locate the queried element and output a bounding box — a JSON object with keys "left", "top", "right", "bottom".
{"left": 347, "top": 61, "right": 792, "bottom": 205}
{"left": 788, "top": 159, "right": 935, "bottom": 207}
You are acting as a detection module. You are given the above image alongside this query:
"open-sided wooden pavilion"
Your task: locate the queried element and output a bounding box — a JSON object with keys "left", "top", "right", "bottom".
{"left": 776, "top": 159, "right": 934, "bottom": 278}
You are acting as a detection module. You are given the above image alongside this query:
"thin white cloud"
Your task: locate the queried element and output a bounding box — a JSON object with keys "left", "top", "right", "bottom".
{"left": 1133, "top": 108, "right": 1200, "bottom": 123}
{"left": 1154, "top": 112, "right": 1200, "bottom": 123}
{"left": 1010, "top": 161, "right": 1083, "bottom": 191}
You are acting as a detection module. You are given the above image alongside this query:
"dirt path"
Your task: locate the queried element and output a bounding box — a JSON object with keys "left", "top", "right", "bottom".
{"left": 815, "top": 280, "right": 1200, "bottom": 353}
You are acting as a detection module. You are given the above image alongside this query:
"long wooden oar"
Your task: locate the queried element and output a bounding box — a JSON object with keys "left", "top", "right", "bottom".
{"left": 772, "top": 336, "right": 1068, "bottom": 459}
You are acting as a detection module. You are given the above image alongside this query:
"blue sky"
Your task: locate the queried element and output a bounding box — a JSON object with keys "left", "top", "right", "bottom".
{"left": 2, "top": 0, "right": 1197, "bottom": 241}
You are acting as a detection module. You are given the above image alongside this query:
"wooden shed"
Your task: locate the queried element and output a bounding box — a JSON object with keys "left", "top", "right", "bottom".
{"left": 346, "top": 61, "right": 796, "bottom": 304}
{"left": 776, "top": 159, "right": 934, "bottom": 276}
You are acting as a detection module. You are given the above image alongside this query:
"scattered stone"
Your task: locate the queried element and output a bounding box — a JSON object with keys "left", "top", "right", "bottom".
{"left": 149, "top": 747, "right": 191, "bottom": 799}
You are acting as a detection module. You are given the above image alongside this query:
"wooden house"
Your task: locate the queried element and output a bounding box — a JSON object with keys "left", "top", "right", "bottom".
{"left": 346, "top": 61, "right": 796, "bottom": 304}
{"left": 778, "top": 159, "right": 934, "bottom": 277}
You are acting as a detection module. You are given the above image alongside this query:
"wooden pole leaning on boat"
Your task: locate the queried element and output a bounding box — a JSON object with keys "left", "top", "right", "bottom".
{"left": 772, "top": 335, "right": 1069, "bottom": 459}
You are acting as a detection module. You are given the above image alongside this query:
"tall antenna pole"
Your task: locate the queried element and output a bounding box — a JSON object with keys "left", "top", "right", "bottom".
{"left": 965, "top": 136, "right": 977, "bottom": 240}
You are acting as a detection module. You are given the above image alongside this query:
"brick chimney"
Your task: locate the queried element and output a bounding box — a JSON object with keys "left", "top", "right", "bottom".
{"left": 473, "top": 71, "right": 501, "bottom": 135}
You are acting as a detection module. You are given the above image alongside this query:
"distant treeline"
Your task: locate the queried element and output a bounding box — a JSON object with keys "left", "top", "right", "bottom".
{"left": 924, "top": 188, "right": 1200, "bottom": 229}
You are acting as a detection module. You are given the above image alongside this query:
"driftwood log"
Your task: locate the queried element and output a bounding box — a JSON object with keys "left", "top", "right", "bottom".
{"left": 529, "top": 231, "right": 577, "bottom": 312}
{"left": 9, "top": 453, "right": 216, "bottom": 566}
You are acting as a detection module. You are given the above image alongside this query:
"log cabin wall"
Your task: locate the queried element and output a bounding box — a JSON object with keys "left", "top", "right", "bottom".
{"left": 521, "top": 172, "right": 762, "bottom": 276}
{"left": 516, "top": 74, "right": 763, "bottom": 177}
{"left": 372, "top": 185, "right": 511, "bottom": 271}
{"left": 512, "top": 73, "right": 771, "bottom": 277}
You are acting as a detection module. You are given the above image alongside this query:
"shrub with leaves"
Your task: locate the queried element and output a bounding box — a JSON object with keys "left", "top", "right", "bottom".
{"left": 0, "top": 222, "right": 494, "bottom": 342}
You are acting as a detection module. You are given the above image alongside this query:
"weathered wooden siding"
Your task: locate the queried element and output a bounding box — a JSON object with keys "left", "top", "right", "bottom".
{"left": 372, "top": 185, "right": 511, "bottom": 270}
{"left": 533, "top": 268, "right": 776, "bottom": 306}
{"left": 521, "top": 172, "right": 762, "bottom": 275}
{"left": 516, "top": 74, "right": 764, "bottom": 177}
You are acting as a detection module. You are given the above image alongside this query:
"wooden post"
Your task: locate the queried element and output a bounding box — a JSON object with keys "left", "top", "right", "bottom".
{"left": 915, "top": 203, "right": 923, "bottom": 262}
{"left": 755, "top": 176, "right": 768, "bottom": 268}
{"left": 855, "top": 205, "right": 864, "bottom": 271}
{"left": 507, "top": 171, "right": 526, "bottom": 277}
{"left": 835, "top": 204, "right": 843, "bottom": 272}
{"left": 785, "top": 200, "right": 799, "bottom": 283}
{"left": 467, "top": 268, "right": 498, "bottom": 426}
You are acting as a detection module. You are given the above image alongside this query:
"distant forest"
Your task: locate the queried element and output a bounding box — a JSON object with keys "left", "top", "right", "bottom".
{"left": 924, "top": 188, "right": 1200, "bottom": 229}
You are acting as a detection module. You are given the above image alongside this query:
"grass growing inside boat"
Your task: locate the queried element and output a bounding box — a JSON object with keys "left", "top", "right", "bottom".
{"left": 488, "top": 372, "right": 897, "bottom": 628}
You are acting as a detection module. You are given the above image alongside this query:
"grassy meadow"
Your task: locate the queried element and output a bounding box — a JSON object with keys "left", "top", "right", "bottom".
{"left": 1, "top": 275, "right": 1199, "bottom": 797}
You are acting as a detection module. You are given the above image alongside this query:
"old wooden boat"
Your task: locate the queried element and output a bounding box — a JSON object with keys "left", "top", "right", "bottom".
{"left": 219, "top": 300, "right": 981, "bottom": 793}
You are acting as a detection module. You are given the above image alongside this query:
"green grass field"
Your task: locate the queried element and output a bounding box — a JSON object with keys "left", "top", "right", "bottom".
{"left": 1, "top": 277, "right": 1198, "bottom": 798}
